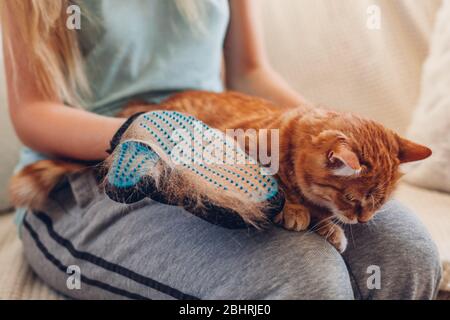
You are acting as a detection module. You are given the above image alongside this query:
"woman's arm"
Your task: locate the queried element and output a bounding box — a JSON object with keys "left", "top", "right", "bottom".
{"left": 224, "top": 0, "right": 307, "bottom": 108}
{"left": 2, "top": 13, "right": 124, "bottom": 161}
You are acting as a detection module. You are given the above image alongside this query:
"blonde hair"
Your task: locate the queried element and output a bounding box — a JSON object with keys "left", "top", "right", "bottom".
{"left": 0, "top": 0, "right": 203, "bottom": 107}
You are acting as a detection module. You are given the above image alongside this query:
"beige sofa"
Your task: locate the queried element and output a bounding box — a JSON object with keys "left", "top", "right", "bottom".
{"left": 0, "top": 0, "right": 449, "bottom": 299}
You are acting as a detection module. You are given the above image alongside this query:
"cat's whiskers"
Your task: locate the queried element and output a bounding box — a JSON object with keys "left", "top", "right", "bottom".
{"left": 370, "top": 194, "right": 376, "bottom": 211}
{"left": 375, "top": 208, "right": 388, "bottom": 214}
{"left": 338, "top": 219, "right": 355, "bottom": 249}
{"left": 300, "top": 216, "right": 335, "bottom": 241}
{"left": 349, "top": 223, "right": 356, "bottom": 248}
{"left": 365, "top": 216, "right": 378, "bottom": 232}
{"left": 310, "top": 217, "right": 337, "bottom": 241}
{"left": 376, "top": 180, "right": 389, "bottom": 191}
{"left": 308, "top": 216, "right": 335, "bottom": 233}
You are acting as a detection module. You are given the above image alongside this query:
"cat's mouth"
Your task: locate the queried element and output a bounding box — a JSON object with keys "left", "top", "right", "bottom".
{"left": 318, "top": 200, "right": 359, "bottom": 225}
{"left": 321, "top": 198, "right": 376, "bottom": 225}
{"left": 303, "top": 189, "right": 371, "bottom": 225}
{"left": 333, "top": 209, "right": 376, "bottom": 225}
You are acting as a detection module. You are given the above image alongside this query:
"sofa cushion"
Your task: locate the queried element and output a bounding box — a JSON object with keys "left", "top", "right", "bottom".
{"left": 406, "top": 0, "right": 450, "bottom": 194}
{"left": 0, "top": 212, "right": 60, "bottom": 299}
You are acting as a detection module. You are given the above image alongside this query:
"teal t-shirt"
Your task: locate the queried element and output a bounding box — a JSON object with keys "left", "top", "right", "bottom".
{"left": 80, "top": 0, "right": 229, "bottom": 116}
{"left": 17, "top": 0, "right": 229, "bottom": 169}
{"left": 15, "top": 0, "right": 230, "bottom": 227}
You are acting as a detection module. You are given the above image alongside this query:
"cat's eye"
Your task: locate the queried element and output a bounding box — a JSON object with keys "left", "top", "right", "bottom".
{"left": 366, "top": 188, "right": 376, "bottom": 199}
{"left": 361, "top": 161, "right": 372, "bottom": 171}
{"left": 345, "top": 194, "right": 355, "bottom": 202}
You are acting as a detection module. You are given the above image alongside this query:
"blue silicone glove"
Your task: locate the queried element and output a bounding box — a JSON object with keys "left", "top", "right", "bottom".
{"left": 104, "top": 111, "right": 285, "bottom": 229}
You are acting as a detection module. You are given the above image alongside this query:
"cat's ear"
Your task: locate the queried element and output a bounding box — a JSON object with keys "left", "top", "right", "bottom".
{"left": 396, "top": 136, "right": 432, "bottom": 163}
{"left": 315, "top": 130, "right": 362, "bottom": 177}
{"left": 327, "top": 144, "right": 362, "bottom": 177}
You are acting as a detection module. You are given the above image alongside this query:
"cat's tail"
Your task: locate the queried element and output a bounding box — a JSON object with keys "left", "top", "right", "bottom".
{"left": 9, "top": 160, "right": 85, "bottom": 210}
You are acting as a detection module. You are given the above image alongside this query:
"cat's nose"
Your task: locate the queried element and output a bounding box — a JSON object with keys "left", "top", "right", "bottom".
{"left": 358, "top": 212, "right": 373, "bottom": 224}
{"left": 355, "top": 203, "right": 373, "bottom": 223}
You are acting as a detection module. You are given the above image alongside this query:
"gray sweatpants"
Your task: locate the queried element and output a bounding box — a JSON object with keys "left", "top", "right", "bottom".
{"left": 20, "top": 171, "right": 441, "bottom": 300}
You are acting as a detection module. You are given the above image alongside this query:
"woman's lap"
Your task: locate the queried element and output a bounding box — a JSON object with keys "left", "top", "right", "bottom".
{"left": 20, "top": 172, "right": 441, "bottom": 299}
{"left": 343, "top": 200, "right": 441, "bottom": 299}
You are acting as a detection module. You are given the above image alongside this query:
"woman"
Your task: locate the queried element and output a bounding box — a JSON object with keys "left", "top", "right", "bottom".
{"left": 1, "top": 0, "right": 441, "bottom": 299}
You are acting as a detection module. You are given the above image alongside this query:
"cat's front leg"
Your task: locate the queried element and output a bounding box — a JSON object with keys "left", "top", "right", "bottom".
{"left": 315, "top": 221, "right": 348, "bottom": 253}
{"left": 273, "top": 203, "right": 311, "bottom": 231}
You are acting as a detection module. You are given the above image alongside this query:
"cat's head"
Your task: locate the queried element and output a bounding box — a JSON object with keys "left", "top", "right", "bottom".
{"left": 294, "top": 113, "right": 431, "bottom": 224}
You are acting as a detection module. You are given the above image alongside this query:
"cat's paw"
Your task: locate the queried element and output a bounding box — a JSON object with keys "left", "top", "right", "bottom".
{"left": 316, "top": 223, "right": 348, "bottom": 253}
{"left": 274, "top": 204, "right": 311, "bottom": 231}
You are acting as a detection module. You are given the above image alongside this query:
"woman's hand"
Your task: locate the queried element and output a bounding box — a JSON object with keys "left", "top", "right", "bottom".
{"left": 224, "top": 0, "right": 308, "bottom": 109}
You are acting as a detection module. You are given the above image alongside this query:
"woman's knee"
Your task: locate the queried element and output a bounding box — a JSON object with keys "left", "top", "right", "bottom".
{"left": 387, "top": 201, "right": 441, "bottom": 299}
{"left": 227, "top": 231, "right": 354, "bottom": 300}
{"left": 346, "top": 200, "right": 442, "bottom": 299}
{"left": 280, "top": 241, "right": 354, "bottom": 300}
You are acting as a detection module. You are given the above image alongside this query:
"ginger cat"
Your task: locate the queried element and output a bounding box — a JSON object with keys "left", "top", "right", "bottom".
{"left": 10, "top": 91, "right": 431, "bottom": 252}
